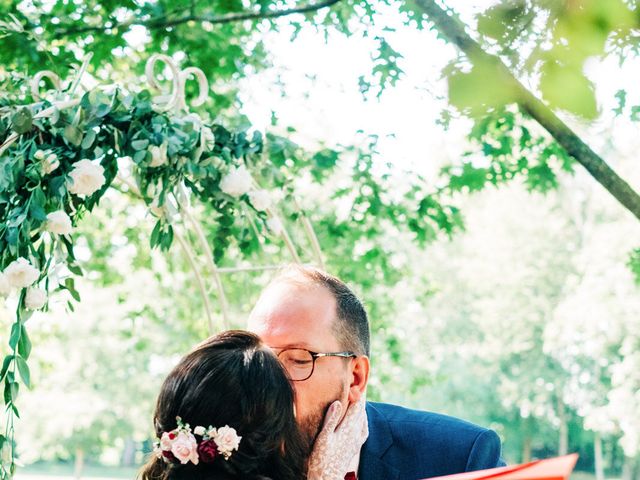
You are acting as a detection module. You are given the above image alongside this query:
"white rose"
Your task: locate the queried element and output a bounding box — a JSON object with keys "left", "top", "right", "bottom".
{"left": 170, "top": 431, "right": 199, "bottom": 465}
{"left": 25, "top": 286, "right": 47, "bottom": 310}
{"left": 3, "top": 257, "right": 39, "bottom": 288}
{"left": 43, "top": 153, "right": 60, "bottom": 174}
{"left": 201, "top": 126, "right": 215, "bottom": 152}
{"left": 266, "top": 217, "right": 283, "bottom": 236}
{"left": 149, "top": 143, "right": 168, "bottom": 168}
{"left": 219, "top": 165, "right": 252, "bottom": 198}
{"left": 193, "top": 426, "right": 206, "bottom": 436}
{"left": 0, "top": 272, "right": 11, "bottom": 296}
{"left": 46, "top": 210, "right": 73, "bottom": 235}
{"left": 248, "top": 190, "right": 271, "bottom": 212}
{"left": 68, "top": 159, "right": 106, "bottom": 197}
{"left": 213, "top": 426, "right": 242, "bottom": 459}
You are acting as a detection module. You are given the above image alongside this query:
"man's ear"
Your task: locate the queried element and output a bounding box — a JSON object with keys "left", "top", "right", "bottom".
{"left": 348, "top": 355, "right": 370, "bottom": 403}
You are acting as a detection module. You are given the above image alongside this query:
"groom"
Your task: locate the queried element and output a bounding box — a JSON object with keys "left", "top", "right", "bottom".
{"left": 248, "top": 265, "right": 504, "bottom": 480}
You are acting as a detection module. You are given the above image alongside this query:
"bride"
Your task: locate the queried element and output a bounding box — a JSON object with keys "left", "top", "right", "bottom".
{"left": 138, "top": 330, "right": 367, "bottom": 480}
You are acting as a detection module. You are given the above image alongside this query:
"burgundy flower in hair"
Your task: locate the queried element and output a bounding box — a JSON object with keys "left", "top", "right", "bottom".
{"left": 197, "top": 440, "right": 219, "bottom": 463}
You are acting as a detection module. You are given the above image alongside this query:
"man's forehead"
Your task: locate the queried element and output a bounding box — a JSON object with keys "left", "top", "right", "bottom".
{"left": 253, "top": 279, "right": 334, "bottom": 313}
{"left": 248, "top": 281, "right": 338, "bottom": 340}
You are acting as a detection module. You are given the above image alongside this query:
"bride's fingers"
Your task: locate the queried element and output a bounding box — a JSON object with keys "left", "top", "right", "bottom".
{"left": 318, "top": 400, "right": 343, "bottom": 437}
{"left": 341, "top": 397, "right": 365, "bottom": 427}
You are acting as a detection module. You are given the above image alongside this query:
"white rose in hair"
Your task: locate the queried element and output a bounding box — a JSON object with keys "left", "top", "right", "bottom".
{"left": 68, "top": 159, "right": 106, "bottom": 197}
{"left": 4, "top": 258, "right": 39, "bottom": 288}
{"left": 248, "top": 190, "right": 271, "bottom": 212}
{"left": 193, "top": 426, "right": 206, "bottom": 436}
{"left": 46, "top": 210, "right": 73, "bottom": 235}
{"left": 213, "top": 425, "right": 242, "bottom": 458}
{"left": 0, "top": 273, "right": 11, "bottom": 296}
{"left": 220, "top": 165, "right": 252, "bottom": 197}
{"left": 170, "top": 431, "right": 199, "bottom": 465}
{"left": 25, "top": 286, "right": 47, "bottom": 310}
{"left": 149, "top": 143, "right": 168, "bottom": 168}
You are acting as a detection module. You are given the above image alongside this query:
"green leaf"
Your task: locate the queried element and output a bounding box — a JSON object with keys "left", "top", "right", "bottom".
{"left": 4, "top": 378, "right": 19, "bottom": 405}
{"left": 11, "top": 107, "right": 33, "bottom": 134}
{"left": 18, "top": 325, "right": 31, "bottom": 360}
{"left": 64, "top": 125, "right": 83, "bottom": 146}
{"left": 8, "top": 323, "right": 20, "bottom": 351}
{"left": 68, "top": 263, "right": 83, "bottom": 276}
{"left": 65, "top": 277, "right": 81, "bottom": 302}
{"left": 540, "top": 61, "right": 597, "bottom": 119}
{"left": 15, "top": 357, "right": 30, "bottom": 388}
{"left": 150, "top": 220, "right": 162, "bottom": 248}
{"left": 131, "top": 139, "right": 149, "bottom": 151}
{"left": 81, "top": 129, "right": 97, "bottom": 150}
{"left": 0, "top": 355, "right": 13, "bottom": 382}
{"left": 448, "top": 61, "right": 516, "bottom": 114}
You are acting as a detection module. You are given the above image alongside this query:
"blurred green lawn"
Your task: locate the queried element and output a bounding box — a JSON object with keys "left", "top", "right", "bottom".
{"left": 15, "top": 463, "right": 138, "bottom": 479}
{"left": 13, "top": 464, "right": 616, "bottom": 480}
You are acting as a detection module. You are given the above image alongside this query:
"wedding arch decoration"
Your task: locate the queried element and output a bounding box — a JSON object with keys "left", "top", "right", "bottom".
{"left": 0, "top": 54, "right": 324, "bottom": 478}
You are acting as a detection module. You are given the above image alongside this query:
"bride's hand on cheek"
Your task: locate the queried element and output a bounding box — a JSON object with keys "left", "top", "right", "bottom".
{"left": 307, "top": 397, "right": 369, "bottom": 480}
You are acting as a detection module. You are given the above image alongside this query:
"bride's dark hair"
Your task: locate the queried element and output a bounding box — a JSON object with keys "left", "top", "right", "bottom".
{"left": 138, "top": 330, "right": 307, "bottom": 480}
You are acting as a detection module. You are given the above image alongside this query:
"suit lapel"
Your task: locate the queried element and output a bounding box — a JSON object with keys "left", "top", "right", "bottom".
{"left": 358, "top": 403, "right": 400, "bottom": 480}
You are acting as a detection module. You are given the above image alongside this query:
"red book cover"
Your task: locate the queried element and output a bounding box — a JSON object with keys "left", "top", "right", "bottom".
{"left": 421, "top": 454, "right": 579, "bottom": 480}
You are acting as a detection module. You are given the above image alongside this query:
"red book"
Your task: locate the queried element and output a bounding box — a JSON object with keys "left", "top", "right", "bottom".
{"left": 421, "top": 454, "right": 579, "bottom": 480}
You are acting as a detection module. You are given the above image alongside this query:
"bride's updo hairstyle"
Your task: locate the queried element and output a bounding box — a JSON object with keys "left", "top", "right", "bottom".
{"left": 138, "top": 330, "right": 307, "bottom": 480}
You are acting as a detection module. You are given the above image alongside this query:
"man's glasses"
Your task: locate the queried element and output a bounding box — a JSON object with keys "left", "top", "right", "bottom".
{"left": 276, "top": 348, "right": 357, "bottom": 381}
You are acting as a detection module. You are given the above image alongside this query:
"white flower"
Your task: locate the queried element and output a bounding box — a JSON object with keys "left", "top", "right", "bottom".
{"left": 68, "top": 159, "right": 106, "bottom": 197}
{"left": 171, "top": 431, "right": 199, "bottom": 465}
{"left": 219, "top": 165, "right": 252, "bottom": 198}
{"left": 33, "top": 149, "right": 47, "bottom": 161}
{"left": 3, "top": 258, "right": 39, "bottom": 288}
{"left": 46, "top": 210, "right": 73, "bottom": 235}
{"left": 0, "top": 272, "right": 11, "bottom": 296}
{"left": 266, "top": 217, "right": 283, "bottom": 236}
{"left": 43, "top": 153, "right": 60, "bottom": 174}
{"left": 193, "top": 426, "right": 206, "bottom": 436}
{"left": 149, "top": 143, "right": 168, "bottom": 168}
{"left": 213, "top": 426, "right": 241, "bottom": 459}
{"left": 25, "top": 286, "right": 47, "bottom": 310}
{"left": 201, "top": 126, "right": 215, "bottom": 152}
{"left": 248, "top": 190, "right": 271, "bottom": 212}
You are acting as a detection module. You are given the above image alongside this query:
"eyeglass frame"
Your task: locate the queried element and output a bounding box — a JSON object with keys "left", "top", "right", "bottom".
{"left": 274, "top": 347, "right": 358, "bottom": 382}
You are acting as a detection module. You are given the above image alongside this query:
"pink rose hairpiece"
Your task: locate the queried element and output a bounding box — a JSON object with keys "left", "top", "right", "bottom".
{"left": 154, "top": 416, "right": 242, "bottom": 465}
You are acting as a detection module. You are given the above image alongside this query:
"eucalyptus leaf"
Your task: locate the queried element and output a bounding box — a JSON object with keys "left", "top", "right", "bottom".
{"left": 11, "top": 107, "right": 32, "bottom": 134}
{"left": 64, "top": 125, "right": 83, "bottom": 146}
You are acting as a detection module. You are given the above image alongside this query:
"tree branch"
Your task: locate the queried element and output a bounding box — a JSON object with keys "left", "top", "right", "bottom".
{"left": 52, "top": 0, "right": 341, "bottom": 39}
{"left": 414, "top": 0, "right": 640, "bottom": 222}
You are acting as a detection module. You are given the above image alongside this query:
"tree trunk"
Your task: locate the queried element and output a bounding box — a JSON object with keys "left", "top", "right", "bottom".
{"left": 522, "top": 433, "right": 532, "bottom": 463}
{"left": 411, "top": 0, "right": 640, "bottom": 222}
{"left": 594, "top": 432, "right": 604, "bottom": 480}
{"left": 621, "top": 454, "right": 636, "bottom": 480}
{"left": 557, "top": 397, "right": 568, "bottom": 456}
{"left": 74, "top": 448, "right": 85, "bottom": 480}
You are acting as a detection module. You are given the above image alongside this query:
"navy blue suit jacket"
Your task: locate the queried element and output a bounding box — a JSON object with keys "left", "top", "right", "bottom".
{"left": 359, "top": 402, "right": 505, "bottom": 480}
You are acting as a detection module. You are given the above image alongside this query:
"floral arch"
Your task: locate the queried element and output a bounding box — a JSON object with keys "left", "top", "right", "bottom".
{"left": 0, "top": 54, "right": 325, "bottom": 478}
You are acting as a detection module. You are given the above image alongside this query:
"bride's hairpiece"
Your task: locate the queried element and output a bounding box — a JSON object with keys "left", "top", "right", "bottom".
{"left": 154, "top": 416, "right": 242, "bottom": 465}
